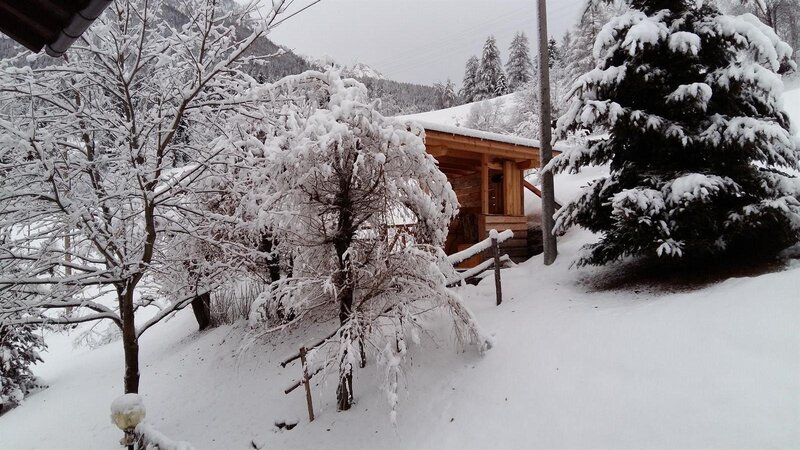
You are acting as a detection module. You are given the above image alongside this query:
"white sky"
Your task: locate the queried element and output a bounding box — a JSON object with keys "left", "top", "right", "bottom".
{"left": 269, "top": 0, "right": 587, "bottom": 86}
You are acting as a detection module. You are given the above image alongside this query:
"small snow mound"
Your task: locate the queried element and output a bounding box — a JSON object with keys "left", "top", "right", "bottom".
{"left": 110, "top": 393, "right": 146, "bottom": 429}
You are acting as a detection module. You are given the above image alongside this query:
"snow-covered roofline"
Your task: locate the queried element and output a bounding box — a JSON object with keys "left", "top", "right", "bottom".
{"left": 400, "top": 119, "right": 569, "bottom": 153}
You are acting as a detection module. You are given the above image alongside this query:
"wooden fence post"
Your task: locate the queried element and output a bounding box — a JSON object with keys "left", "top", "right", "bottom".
{"left": 491, "top": 234, "right": 502, "bottom": 306}
{"left": 299, "top": 347, "right": 314, "bottom": 422}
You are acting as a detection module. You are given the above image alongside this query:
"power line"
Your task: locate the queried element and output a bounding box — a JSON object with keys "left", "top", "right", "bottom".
{"left": 370, "top": 1, "right": 579, "bottom": 78}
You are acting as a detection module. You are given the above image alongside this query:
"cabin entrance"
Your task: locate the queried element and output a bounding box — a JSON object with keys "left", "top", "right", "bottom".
{"left": 419, "top": 127, "right": 539, "bottom": 266}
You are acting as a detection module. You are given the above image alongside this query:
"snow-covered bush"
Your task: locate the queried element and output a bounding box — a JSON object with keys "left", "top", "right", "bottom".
{"left": 0, "top": 317, "right": 44, "bottom": 409}
{"left": 247, "top": 71, "right": 490, "bottom": 413}
{"left": 549, "top": 0, "right": 800, "bottom": 266}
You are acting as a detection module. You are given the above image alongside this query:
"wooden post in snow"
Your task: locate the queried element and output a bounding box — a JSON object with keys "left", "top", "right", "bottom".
{"left": 491, "top": 231, "right": 502, "bottom": 306}
{"left": 537, "top": 0, "right": 558, "bottom": 265}
{"left": 299, "top": 347, "right": 314, "bottom": 422}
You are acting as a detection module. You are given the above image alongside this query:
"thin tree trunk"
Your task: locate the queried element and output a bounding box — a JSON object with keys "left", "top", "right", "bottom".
{"left": 191, "top": 292, "right": 211, "bottom": 330}
{"left": 259, "top": 233, "right": 282, "bottom": 284}
{"left": 119, "top": 285, "right": 140, "bottom": 393}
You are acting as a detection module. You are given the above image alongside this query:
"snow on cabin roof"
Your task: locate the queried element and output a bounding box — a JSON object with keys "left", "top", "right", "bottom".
{"left": 399, "top": 119, "right": 571, "bottom": 153}
{"left": 410, "top": 119, "right": 533, "bottom": 148}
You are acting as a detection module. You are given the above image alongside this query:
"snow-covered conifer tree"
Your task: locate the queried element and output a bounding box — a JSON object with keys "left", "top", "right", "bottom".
{"left": 435, "top": 79, "right": 459, "bottom": 109}
{"left": 548, "top": 37, "right": 561, "bottom": 68}
{"left": 550, "top": 0, "right": 800, "bottom": 266}
{"left": 506, "top": 32, "right": 534, "bottom": 91}
{"left": 251, "top": 71, "right": 490, "bottom": 413}
{"left": 0, "top": 315, "right": 44, "bottom": 411}
{"left": 476, "top": 36, "right": 508, "bottom": 100}
{"left": 460, "top": 56, "right": 480, "bottom": 102}
{"left": 563, "top": 2, "right": 620, "bottom": 87}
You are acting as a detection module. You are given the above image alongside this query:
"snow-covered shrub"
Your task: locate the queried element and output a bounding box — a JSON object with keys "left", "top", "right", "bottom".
{"left": 0, "top": 317, "right": 44, "bottom": 409}
{"left": 550, "top": 0, "right": 800, "bottom": 266}
{"left": 209, "top": 279, "right": 268, "bottom": 326}
{"left": 247, "top": 71, "right": 490, "bottom": 414}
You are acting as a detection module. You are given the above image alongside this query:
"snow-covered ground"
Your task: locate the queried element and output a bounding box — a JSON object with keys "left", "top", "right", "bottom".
{"left": 2, "top": 228, "right": 798, "bottom": 449}
{"left": 3, "top": 89, "right": 800, "bottom": 450}
{"left": 784, "top": 87, "right": 800, "bottom": 135}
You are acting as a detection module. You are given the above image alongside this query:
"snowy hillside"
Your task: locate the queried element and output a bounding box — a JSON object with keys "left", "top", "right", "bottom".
{"left": 398, "top": 93, "right": 517, "bottom": 127}
{"left": 2, "top": 224, "right": 798, "bottom": 450}
{"left": 784, "top": 87, "right": 800, "bottom": 134}
{"left": 300, "top": 54, "right": 386, "bottom": 80}
{"left": 343, "top": 62, "right": 385, "bottom": 80}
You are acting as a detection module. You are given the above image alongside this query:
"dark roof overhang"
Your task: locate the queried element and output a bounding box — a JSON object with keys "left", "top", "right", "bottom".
{"left": 0, "top": 0, "right": 112, "bottom": 57}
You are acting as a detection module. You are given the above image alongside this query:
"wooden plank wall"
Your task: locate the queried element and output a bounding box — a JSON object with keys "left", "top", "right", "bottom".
{"left": 449, "top": 173, "right": 481, "bottom": 209}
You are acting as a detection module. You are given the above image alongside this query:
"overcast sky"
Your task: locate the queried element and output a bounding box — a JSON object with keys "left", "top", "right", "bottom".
{"left": 269, "top": 0, "right": 587, "bottom": 86}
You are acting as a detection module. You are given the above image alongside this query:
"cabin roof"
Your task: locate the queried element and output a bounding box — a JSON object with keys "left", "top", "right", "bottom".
{"left": 397, "top": 119, "right": 566, "bottom": 175}
{"left": 412, "top": 120, "right": 546, "bottom": 150}
{"left": 0, "top": 0, "right": 111, "bottom": 57}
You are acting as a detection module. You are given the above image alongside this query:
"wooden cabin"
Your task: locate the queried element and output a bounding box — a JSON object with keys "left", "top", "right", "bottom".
{"left": 416, "top": 121, "right": 548, "bottom": 266}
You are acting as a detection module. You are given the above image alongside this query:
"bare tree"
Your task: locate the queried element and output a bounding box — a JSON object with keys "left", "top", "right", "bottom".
{"left": 0, "top": 0, "right": 317, "bottom": 394}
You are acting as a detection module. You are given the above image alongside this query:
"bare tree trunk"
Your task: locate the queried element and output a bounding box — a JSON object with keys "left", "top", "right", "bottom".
{"left": 537, "top": 0, "right": 558, "bottom": 265}
{"left": 191, "top": 292, "right": 211, "bottom": 330}
{"left": 334, "top": 251, "right": 355, "bottom": 411}
{"left": 336, "top": 279, "right": 354, "bottom": 411}
{"left": 64, "top": 234, "right": 72, "bottom": 314}
{"left": 119, "top": 285, "right": 140, "bottom": 393}
{"left": 334, "top": 181, "right": 355, "bottom": 411}
{"left": 259, "top": 233, "right": 282, "bottom": 284}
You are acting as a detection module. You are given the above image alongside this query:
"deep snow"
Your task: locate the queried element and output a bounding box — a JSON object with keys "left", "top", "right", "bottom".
{"left": 2, "top": 228, "right": 798, "bottom": 449}
{"left": 2, "top": 89, "right": 800, "bottom": 450}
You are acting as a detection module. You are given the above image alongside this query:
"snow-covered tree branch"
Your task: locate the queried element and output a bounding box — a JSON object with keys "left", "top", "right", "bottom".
{"left": 0, "top": 0, "right": 317, "bottom": 394}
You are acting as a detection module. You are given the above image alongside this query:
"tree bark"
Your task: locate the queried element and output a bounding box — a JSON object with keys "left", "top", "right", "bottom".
{"left": 334, "top": 179, "right": 355, "bottom": 411}
{"left": 119, "top": 285, "right": 140, "bottom": 393}
{"left": 335, "top": 262, "right": 354, "bottom": 411}
{"left": 258, "top": 233, "right": 282, "bottom": 285}
{"left": 537, "top": 0, "right": 558, "bottom": 265}
{"left": 191, "top": 292, "right": 212, "bottom": 330}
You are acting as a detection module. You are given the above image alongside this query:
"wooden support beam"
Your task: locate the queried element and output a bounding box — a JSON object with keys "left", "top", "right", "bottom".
{"left": 503, "top": 161, "right": 523, "bottom": 216}
{"left": 523, "top": 180, "right": 562, "bottom": 210}
{"left": 481, "top": 154, "right": 489, "bottom": 216}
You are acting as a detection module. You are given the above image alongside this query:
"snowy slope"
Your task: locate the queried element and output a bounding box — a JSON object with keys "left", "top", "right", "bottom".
{"left": 783, "top": 87, "right": 800, "bottom": 135}
{"left": 343, "top": 62, "right": 385, "bottom": 80}
{"left": 3, "top": 90, "right": 800, "bottom": 450}
{"left": 398, "top": 93, "right": 517, "bottom": 127}
{"left": 2, "top": 230, "right": 798, "bottom": 449}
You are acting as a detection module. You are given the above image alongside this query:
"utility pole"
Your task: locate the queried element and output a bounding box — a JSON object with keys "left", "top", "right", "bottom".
{"left": 537, "top": 0, "right": 558, "bottom": 265}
